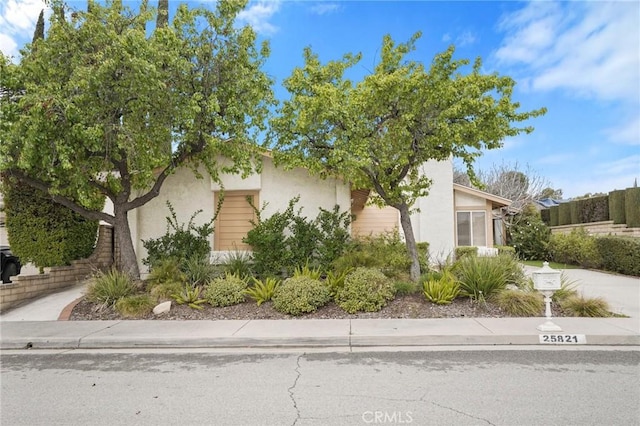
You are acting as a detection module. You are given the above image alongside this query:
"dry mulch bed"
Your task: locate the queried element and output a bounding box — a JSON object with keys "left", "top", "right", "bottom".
{"left": 69, "top": 293, "right": 527, "bottom": 321}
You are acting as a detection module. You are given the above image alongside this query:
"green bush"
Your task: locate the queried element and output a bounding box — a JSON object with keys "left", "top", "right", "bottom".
{"left": 453, "top": 255, "right": 509, "bottom": 299}
{"left": 394, "top": 280, "right": 419, "bottom": 296}
{"left": 220, "top": 251, "right": 254, "bottom": 279}
{"left": 569, "top": 201, "right": 580, "bottom": 225}
{"left": 332, "top": 232, "right": 412, "bottom": 278}
{"left": 86, "top": 269, "right": 136, "bottom": 307}
{"left": 245, "top": 277, "right": 280, "bottom": 306}
{"left": 335, "top": 267, "right": 396, "bottom": 313}
{"left": 2, "top": 177, "right": 98, "bottom": 270}
{"left": 243, "top": 197, "right": 351, "bottom": 277}
{"left": 454, "top": 246, "right": 478, "bottom": 260}
{"left": 577, "top": 195, "right": 609, "bottom": 223}
{"left": 148, "top": 258, "right": 186, "bottom": 286}
{"left": 540, "top": 209, "right": 551, "bottom": 225}
{"left": 560, "top": 295, "right": 611, "bottom": 317}
{"left": 608, "top": 190, "right": 626, "bottom": 225}
{"left": 509, "top": 214, "right": 550, "bottom": 260}
{"left": 142, "top": 202, "right": 213, "bottom": 267}
{"left": 272, "top": 276, "right": 331, "bottom": 316}
{"left": 172, "top": 285, "right": 206, "bottom": 310}
{"left": 595, "top": 236, "right": 640, "bottom": 276}
{"left": 625, "top": 187, "right": 640, "bottom": 228}
{"left": 422, "top": 271, "right": 459, "bottom": 305}
{"left": 548, "top": 228, "right": 602, "bottom": 269}
{"left": 115, "top": 294, "right": 155, "bottom": 318}
{"left": 551, "top": 274, "right": 579, "bottom": 304}
{"left": 496, "top": 245, "right": 516, "bottom": 256}
{"left": 494, "top": 290, "right": 544, "bottom": 316}
{"left": 148, "top": 280, "right": 183, "bottom": 300}
{"left": 184, "top": 257, "right": 221, "bottom": 286}
{"left": 204, "top": 273, "right": 248, "bottom": 307}
{"left": 324, "top": 268, "right": 351, "bottom": 297}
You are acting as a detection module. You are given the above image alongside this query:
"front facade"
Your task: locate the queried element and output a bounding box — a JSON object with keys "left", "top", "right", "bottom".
{"left": 127, "top": 157, "right": 510, "bottom": 274}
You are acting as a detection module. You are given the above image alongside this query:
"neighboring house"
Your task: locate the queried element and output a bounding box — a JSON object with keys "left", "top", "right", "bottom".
{"left": 122, "top": 156, "right": 511, "bottom": 274}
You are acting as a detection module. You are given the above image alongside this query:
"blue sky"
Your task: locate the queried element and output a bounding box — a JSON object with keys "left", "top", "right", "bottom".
{"left": 1, "top": 0, "right": 638, "bottom": 199}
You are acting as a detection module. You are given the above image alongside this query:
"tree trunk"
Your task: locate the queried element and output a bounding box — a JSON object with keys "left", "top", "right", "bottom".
{"left": 113, "top": 208, "right": 140, "bottom": 280}
{"left": 397, "top": 203, "right": 421, "bottom": 281}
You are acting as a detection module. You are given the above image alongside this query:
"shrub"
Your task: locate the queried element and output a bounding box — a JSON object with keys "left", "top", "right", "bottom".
{"left": 204, "top": 273, "right": 248, "bottom": 307}
{"left": 245, "top": 277, "right": 280, "bottom": 306}
{"left": 184, "top": 257, "right": 221, "bottom": 286}
{"left": 2, "top": 176, "right": 98, "bottom": 271}
{"left": 148, "top": 258, "right": 186, "bottom": 286}
{"left": 272, "top": 276, "right": 331, "bottom": 316}
{"left": 148, "top": 280, "right": 183, "bottom": 300}
{"left": 509, "top": 214, "right": 550, "bottom": 260}
{"left": 540, "top": 209, "right": 551, "bottom": 225}
{"left": 496, "top": 245, "right": 516, "bottom": 256}
{"left": 172, "top": 285, "right": 206, "bottom": 310}
{"left": 594, "top": 236, "right": 640, "bottom": 276}
{"left": 494, "top": 290, "right": 544, "bottom": 316}
{"left": 560, "top": 295, "right": 611, "bottom": 317}
{"left": 549, "top": 206, "right": 559, "bottom": 226}
{"left": 333, "top": 232, "right": 412, "bottom": 278}
{"left": 548, "top": 228, "right": 602, "bottom": 268}
{"left": 86, "top": 269, "right": 136, "bottom": 307}
{"left": 453, "top": 255, "right": 509, "bottom": 299}
{"left": 551, "top": 274, "right": 579, "bottom": 304}
{"left": 115, "top": 294, "right": 155, "bottom": 318}
{"left": 220, "top": 251, "right": 254, "bottom": 279}
{"left": 577, "top": 195, "right": 609, "bottom": 223}
{"left": 324, "top": 268, "right": 351, "bottom": 297}
{"left": 455, "top": 246, "right": 478, "bottom": 260}
{"left": 293, "top": 263, "right": 323, "bottom": 280}
{"left": 335, "top": 267, "right": 396, "bottom": 313}
{"left": 394, "top": 280, "right": 419, "bottom": 296}
{"left": 422, "top": 271, "right": 459, "bottom": 305}
{"left": 142, "top": 202, "right": 213, "bottom": 267}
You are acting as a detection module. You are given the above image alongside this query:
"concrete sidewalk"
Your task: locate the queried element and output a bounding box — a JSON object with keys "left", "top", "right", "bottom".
{"left": 0, "top": 266, "right": 638, "bottom": 350}
{"left": 1, "top": 317, "right": 639, "bottom": 350}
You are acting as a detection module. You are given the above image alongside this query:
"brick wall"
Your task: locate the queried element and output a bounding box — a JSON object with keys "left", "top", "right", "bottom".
{"left": 0, "top": 225, "right": 114, "bottom": 313}
{"left": 550, "top": 220, "right": 640, "bottom": 237}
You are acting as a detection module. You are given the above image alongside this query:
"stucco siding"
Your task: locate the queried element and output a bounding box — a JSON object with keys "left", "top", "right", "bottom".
{"left": 410, "top": 159, "right": 455, "bottom": 261}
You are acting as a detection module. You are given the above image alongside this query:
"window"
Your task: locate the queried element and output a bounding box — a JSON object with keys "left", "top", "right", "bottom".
{"left": 456, "top": 211, "right": 487, "bottom": 246}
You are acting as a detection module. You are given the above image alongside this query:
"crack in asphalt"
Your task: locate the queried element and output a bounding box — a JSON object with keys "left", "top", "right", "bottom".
{"left": 431, "top": 401, "right": 496, "bottom": 425}
{"left": 289, "top": 353, "right": 304, "bottom": 426}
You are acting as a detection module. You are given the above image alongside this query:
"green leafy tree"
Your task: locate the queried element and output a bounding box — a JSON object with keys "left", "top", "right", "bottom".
{"left": 0, "top": 0, "right": 273, "bottom": 279}
{"left": 270, "top": 32, "right": 545, "bottom": 280}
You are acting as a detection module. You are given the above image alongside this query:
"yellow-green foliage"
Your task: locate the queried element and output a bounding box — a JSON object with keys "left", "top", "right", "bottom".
{"left": 115, "top": 294, "right": 155, "bottom": 318}
{"left": 86, "top": 269, "right": 136, "bottom": 307}
{"left": 335, "top": 267, "right": 396, "bottom": 313}
{"left": 324, "top": 268, "right": 351, "bottom": 297}
{"left": 172, "top": 285, "right": 206, "bottom": 310}
{"left": 293, "top": 263, "right": 323, "bottom": 280}
{"left": 246, "top": 277, "right": 280, "bottom": 306}
{"left": 272, "top": 276, "right": 331, "bottom": 316}
{"left": 148, "top": 258, "right": 186, "bottom": 286}
{"left": 494, "top": 289, "right": 544, "bottom": 316}
{"left": 148, "top": 280, "right": 183, "bottom": 300}
{"left": 560, "top": 295, "right": 611, "bottom": 317}
{"left": 204, "top": 272, "right": 248, "bottom": 307}
{"left": 453, "top": 255, "right": 509, "bottom": 299}
{"left": 422, "top": 271, "right": 459, "bottom": 305}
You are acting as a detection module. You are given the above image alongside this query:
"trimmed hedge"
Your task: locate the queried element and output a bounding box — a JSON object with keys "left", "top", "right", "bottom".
{"left": 578, "top": 195, "right": 609, "bottom": 223}
{"left": 540, "top": 209, "right": 551, "bottom": 225}
{"left": 558, "top": 203, "right": 572, "bottom": 226}
{"left": 569, "top": 201, "right": 580, "bottom": 225}
{"left": 608, "top": 190, "right": 626, "bottom": 225}
{"left": 455, "top": 246, "right": 478, "bottom": 259}
{"left": 549, "top": 206, "right": 559, "bottom": 226}
{"left": 625, "top": 187, "right": 640, "bottom": 228}
{"left": 595, "top": 236, "right": 640, "bottom": 276}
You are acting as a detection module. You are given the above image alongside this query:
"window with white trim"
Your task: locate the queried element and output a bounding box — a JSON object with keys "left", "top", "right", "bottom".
{"left": 456, "top": 211, "right": 487, "bottom": 246}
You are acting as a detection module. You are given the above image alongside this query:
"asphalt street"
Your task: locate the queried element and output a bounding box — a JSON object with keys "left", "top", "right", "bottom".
{"left": 1, "top": 349, "right": 639, "bottom": 426}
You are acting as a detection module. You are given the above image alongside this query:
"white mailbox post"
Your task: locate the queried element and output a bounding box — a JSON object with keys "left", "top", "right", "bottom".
{"left": 533, "top": 262, "right": 562, "bottom": 332}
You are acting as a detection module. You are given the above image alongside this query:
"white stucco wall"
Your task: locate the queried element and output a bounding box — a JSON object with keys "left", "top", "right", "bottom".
{"left": 410, "top": 159, "right": 455, "bottom": 262}
{"left": 131, "top": 157, "right": 351, "bottom": 273}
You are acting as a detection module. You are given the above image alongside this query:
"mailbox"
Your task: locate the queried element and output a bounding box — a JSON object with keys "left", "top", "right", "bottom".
{"left": 533, "top": 262, "right": 561, "bottom": 291}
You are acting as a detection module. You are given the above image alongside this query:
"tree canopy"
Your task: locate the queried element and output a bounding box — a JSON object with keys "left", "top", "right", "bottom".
{"left": 0, "top": 0, "right": 274, "bottom": 278}
{"left": 270, "top": 32, "right": 546, "bottom": 280}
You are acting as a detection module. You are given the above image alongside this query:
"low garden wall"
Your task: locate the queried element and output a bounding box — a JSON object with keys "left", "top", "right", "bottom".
{"left": 550, "top": 221, "right": 640, "bottom": 237}
{"left": 0, "top": 225, "right": 114, "bottom": 313}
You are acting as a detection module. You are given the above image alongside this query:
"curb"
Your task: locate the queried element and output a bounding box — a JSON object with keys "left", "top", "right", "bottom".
{"left": 58, "top": 297, "right": 83, "bottom": 321}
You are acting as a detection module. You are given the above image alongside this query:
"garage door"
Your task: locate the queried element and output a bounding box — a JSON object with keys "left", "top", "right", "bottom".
{"left": 214, "top": 191, "right": 258, "bottom": 250}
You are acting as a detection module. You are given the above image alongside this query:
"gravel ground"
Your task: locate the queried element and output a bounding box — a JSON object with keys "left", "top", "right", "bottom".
{"left": 69, "top": 293, "right": 531, "bottom": 321}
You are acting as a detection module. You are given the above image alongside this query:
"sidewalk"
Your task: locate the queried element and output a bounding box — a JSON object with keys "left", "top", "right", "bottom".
{"left": 1, "top": 267, "right": 639, "bottom": 350}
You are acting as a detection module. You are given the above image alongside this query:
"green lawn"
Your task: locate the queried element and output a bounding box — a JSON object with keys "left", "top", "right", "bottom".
{"left": 521, "top": 260, "right": 579, "bottom": 270}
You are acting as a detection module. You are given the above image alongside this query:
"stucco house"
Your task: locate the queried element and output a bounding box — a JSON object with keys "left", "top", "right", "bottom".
{"left": 122, "top": 154, "right": 510, "bottom": 274}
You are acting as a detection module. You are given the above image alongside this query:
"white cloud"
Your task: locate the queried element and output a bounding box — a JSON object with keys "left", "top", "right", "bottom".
{"left": 595, "top": 155, "right": 640, "bottom": 176}
{"left": 456, "top": 31, "right": 476, "bottom": 47}
{"left": 0, "top": 0, "right": 47, "bottom": 59}
{"left": 310, "top": 2, "right": 340, "bottom": 16}
{"left": 237, "top": 0, "right": 281, "bottom": 35}
{"left": 605, "top": 116, "right": 640, "bottom": 146}
{"left": 494, "top": 1, "right": 640, "bottom": 104}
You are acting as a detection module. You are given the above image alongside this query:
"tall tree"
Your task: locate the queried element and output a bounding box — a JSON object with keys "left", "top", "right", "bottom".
{"left": 0, "top": 0, "right": 274, "bottom": 279}
{"left": 270, "top": 33, "right": 545, "bottom": 280}
{"left": 32, "top": 10, "right": 45, "bottom": 43}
